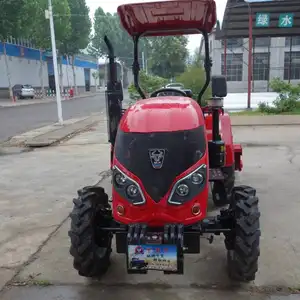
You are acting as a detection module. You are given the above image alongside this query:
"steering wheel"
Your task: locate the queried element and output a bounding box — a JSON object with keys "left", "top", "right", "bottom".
{"left": 150, "top": 88, "right": 187, "bottom": 98}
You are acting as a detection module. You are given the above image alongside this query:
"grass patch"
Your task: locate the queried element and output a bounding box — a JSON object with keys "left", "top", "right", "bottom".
{"left": 31, "top": 279, "right": 52, "bottom": 286}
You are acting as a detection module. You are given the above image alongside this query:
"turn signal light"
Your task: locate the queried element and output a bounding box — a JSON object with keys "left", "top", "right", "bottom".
{"left": 116, "top": 205, "right": 125, "bottom": 216}
{"left": 191, "top": 204, "right": 201, "bottom": 216}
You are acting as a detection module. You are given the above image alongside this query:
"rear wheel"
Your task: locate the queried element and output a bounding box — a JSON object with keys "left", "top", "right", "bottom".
{"left": 68, "top": 186, "right": 113, "bottom": 277}
{"left": 226, "top": 186, "right": 261, "bottom": 282}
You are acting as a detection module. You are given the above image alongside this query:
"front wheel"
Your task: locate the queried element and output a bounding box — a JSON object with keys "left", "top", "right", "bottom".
{"left": 226, "top": 186, "right": 261, "bottom": 282}
{"left": 68, "top": 186, "right": 113, "bottom": 277}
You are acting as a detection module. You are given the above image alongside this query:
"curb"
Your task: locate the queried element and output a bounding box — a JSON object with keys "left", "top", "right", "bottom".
{"left": 2, "top": 114, "right": 102, "bottom": 148}
{"left": 25, "top": 116, "right": 100, "bottom": 147}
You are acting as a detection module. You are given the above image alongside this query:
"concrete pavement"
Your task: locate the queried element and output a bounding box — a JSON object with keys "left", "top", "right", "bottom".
{"left": 1, "top": 285, "right": 299, "bottom": 300}
{"left": 0, "top": 93, "right": 107, "bottom": 142}
{"left": 1, "top": 114, "right": 102, "bottom": 148}
{"left": 0, "top": 117, "right": 110, "bottom": 290}
{"left": 1, "top": 117, "right": 300, "bottom": 299}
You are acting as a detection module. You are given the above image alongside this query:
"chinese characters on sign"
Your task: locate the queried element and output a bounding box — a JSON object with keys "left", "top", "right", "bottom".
{"left": 279, "top": 13, "right": 294, "bottom": 28}
{"left": 256, "top": 13, "right": 270, "bottom": 27}
{"left": 255, "top": 12, "right": 294, "bottom": 28}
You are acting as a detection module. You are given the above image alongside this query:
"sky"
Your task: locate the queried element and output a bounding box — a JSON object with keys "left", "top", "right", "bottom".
{"left": 85, "top": 0, "right": 227, "bottom": 52}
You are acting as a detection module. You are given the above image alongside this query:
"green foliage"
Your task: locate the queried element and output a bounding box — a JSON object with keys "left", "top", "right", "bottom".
{"left": 89, "top": 6, "right": 189, "bottom": 77}
{"left": 89, "top": 9, "right": 118, "bottom": 57}
{"left": 61, "top": 0, "right": 91, "bottom": 55}
{"left": 148, "top": 36, "right": 189, "bottom": 78}
{"left": 30, "top": 0, "right": 71, "bottom": 50}
{"left": 176, "top": 64, "right": 211, "bottom": 103}
{"left": 128, "top": 71, "right": 168, "bottom": 102}
{"left": 89, "top": 8, "right": 146, "bottom": 67}
{"left": 258, "top": 78, "right": 300, "bottom": 114}
{"left": 98, "top": 68, "right": 105, "bottom": 80}
{"left": 0, "top": 0, "right": 37, "bottom": 40}
{"left": 0, "top": 0, "right": 89, "bottom": 56}
{"left": 92, "top": 71, "right": 99, "bottom": 80}
{"left": 187, "top": 47, "right": 204, "bottom": 67}
{"left": 269, "top": 77, "right": 300, "bottom": 95}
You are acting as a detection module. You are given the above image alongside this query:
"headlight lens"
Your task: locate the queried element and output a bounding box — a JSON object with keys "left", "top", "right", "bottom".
{"left": 168, "top": 164, "right": 207, "bottom": 205}
{"left": 115, "top": 173, "right": 127, "bottom": 186}
{"left": 126, "top": 184, "right": 139, "bottom": 198}
{"left": 176, "top": 184, "right": 189, "bottom": 197}
{"left": 191, "top": 172, "right": 204, "bottom": 185}
{"left": 113, "top": 166, "right": 145, "bottom": 205}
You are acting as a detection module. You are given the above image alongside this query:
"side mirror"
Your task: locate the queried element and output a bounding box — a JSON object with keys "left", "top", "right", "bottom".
{"left": 211, "top": 75, "right": 227, "bottom": 98}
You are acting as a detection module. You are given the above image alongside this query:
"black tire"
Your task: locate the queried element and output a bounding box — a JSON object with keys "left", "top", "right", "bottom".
{"left": 68, "top": 186, "right": 113, "bottom": 277}
{"left": 212, "top": 166, "right": 235, "bottom": 207}
{"left": 226, "top": 186, "right": 261, "bottom": 282}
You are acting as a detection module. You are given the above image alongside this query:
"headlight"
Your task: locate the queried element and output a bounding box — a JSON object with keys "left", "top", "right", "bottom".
{"left": 126, "top": 184, "right": 139, "bottom": 198}
{"left": 114, "top": 173, "right": 127, "bottom": 186}
{"left": 113, "top": 166, "right": 145, "bottom": 205}
{"left": 176, "top": 184, "right": 189, "bottom": 197}
{"left": 168, "top": 164, "right": 207, "bottom": 205}
{"left": 191, "top": 172, "right": 204, "bottom": 185}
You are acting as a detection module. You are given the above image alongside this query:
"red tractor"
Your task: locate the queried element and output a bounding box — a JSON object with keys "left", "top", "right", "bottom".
{"left": 68, "top": 0, "right": 260, "bottom": 282}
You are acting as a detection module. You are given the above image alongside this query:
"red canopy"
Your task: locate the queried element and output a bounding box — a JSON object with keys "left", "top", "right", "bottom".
{"left": 117, "top": 0, "right": 217, "bottom": 37}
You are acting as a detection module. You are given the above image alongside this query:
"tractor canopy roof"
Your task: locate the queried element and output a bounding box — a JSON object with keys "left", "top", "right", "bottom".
{"left": 117, "top": 0, "right": 216, "bottom": 37}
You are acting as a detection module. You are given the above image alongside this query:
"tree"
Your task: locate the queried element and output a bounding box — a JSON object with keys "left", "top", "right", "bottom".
{"left": 61, "top": 0, "right": 91, "bottom": 95}
{"left": 30, "top": 0, "right": 71, "bottom": 50}
{"left": 190, "top": 47, "right": 205, "bottom": 67}
{"left": 0, "top": 0, "right": 30, "bottom": 40}
{"left": 176, "top": 64, "right": 211, "bottom": 103}
{"left": 0, "top": 0, "right": 38, "bottom": 100}
{"left": 128, "top": 71, "right": 168, "bottom": 102}
{"left": 30, "top": 0, "right": 71, "bottom": 93}
{"left": 92, "top": 71, "right": 99, "bottom": 88}
{"left": 147, "top": 36, "right": 189, "bottom": 79}
{"left": 88, "top": 7, "right": 148, "bottom": 72}
{"left": 89, "top": 9, "right": 119, "bottom": 57}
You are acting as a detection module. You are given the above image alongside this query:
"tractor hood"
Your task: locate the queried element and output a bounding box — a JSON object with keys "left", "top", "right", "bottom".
{"left": 119, "top": 97, "right": 205, "bottom": 133}
{"left": 114, "top": 97, "right": 207, "bottom": 202}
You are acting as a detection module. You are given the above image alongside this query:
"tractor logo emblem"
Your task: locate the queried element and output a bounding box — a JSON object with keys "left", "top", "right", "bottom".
{"left": 149, "top": 149, "right": 165, "bottom": 169}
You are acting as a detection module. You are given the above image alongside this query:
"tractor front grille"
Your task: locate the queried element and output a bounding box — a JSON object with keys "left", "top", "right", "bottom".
{"left": 114, "top": 126, "right": 206, "bottom": 202}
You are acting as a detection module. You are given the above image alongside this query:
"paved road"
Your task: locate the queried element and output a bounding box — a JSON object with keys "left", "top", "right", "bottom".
{"left": 1, "top": 122, "right": 300, "bottom": 299}
{"left": 2, "top": 285, "right": 297, "bottom": 300}
{"left": 0, "top": 94, "right": 106, "bottom": 142}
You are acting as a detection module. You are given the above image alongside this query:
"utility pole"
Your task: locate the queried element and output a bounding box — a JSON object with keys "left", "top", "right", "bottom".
{"left": 145, "top": 58, "right": 148, "bottom": 74}
{"left": 142, "top": 51, "right": 145, "bottom": 71}
{"left": 45, "top": 0, "right": 63, "bottom": 124}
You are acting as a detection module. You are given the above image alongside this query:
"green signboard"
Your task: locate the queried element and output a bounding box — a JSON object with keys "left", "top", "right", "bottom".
{"left": 279, "top": 13, "right": 294, "bottom": 28}
{"left": 256, "top": 13, "right": 270, "bottom": 27}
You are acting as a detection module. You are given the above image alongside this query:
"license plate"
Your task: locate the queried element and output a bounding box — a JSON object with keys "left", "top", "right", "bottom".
{"left": 127, "top": 244, "right": 177, "bottom": 272}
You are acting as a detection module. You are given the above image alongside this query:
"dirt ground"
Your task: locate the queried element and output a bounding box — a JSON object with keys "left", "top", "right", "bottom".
{"left": 1, "top": 121, "right": 300, "bottom": 299}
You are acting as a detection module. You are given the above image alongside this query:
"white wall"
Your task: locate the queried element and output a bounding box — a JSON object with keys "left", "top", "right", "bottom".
{"left": 60, "top": 63, "right": 95, "bottom": 88}
{"left": 0, "top": 54, "right": 48, "bottom": 88}
{"left": 0, "top": 54, "right": 97, "bottom": 91}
